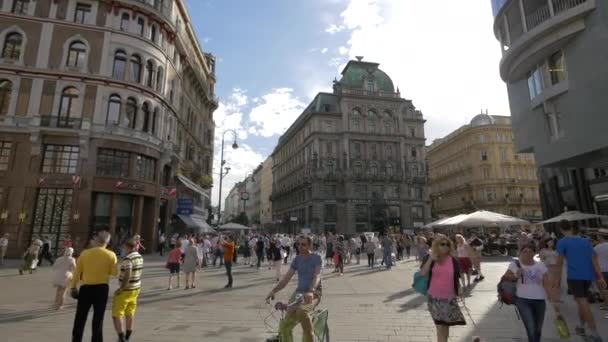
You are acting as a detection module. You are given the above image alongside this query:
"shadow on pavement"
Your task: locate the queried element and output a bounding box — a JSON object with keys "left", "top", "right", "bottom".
{"left": 384, "top": 289, "right": 415, "bottom": 303}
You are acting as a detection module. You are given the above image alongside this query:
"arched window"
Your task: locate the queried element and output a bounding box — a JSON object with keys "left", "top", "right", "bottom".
{"left": 353, "top": 162, "right": 362, "bottom": 175}
{"left": 351, "top": 108, "right": 361, "bottom": 131}
{"left": 384, "top": 111, "right": 393, "bottom": 133}
{"left": 126, "top": 97, "right": 137, "bottom": 129}
{"left": 155, "top": 67, "right": 163, "bottom": 92}
{"left": 152, "top": 107, "right": 159, "bottom": 135}
{"left": 66, "top": 41, "right": 86, "bottom": 68}
{"left": 368, "top": 110, "right": 377, "bottom": 133}
{"left": 106, "top": 94, "right": 121, "bottom": 125}
{"left": 120, "top": 13, "right": 130, "bottom": 31}
{"left": 2, "top": 32, "right": 23, "bottom": 60}
{"left": 150, "top": 24, "right": 157, "bottom": 43}
{"left": 136, "top": 17, "right": 145, "bottom": 36}
{"left": 130, "top": 54, "right": 142, "bottom": 83}
{"left": 145, "top": 60, "right": 154, "bottom": 87}
{"left": 12, "top": 0, "right": 29, "bottom": 14}
{"left": 58, "top": 87, "right": 79, "bottom": 127}
{"left": 142, "top": 102, "right": 151, "bottom": 132}
{"left": 0, "top": 80, "right": 12, "bottom": 115}
{"left": 112, "top": 50, "right": 127, "bottom": 79}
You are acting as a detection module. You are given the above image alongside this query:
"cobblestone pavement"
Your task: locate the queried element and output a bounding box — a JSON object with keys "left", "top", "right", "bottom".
{"left": 0, "top": 255, "right": 607, "bottom": 342}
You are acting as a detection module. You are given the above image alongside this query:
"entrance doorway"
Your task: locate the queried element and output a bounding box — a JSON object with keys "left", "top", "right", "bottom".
{"left": 31, "top": 188, "right": 73, "bottom": 257}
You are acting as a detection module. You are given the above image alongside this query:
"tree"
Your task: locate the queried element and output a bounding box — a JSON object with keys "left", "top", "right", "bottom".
{"left": 234, "top": 211, "right": 249, "bottom": 226}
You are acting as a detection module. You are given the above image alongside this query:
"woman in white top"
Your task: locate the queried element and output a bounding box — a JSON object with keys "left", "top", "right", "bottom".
{"left": 503, "top": 243, "right": 553, "bottom": 342}
{"left": 539, "top": 237, "right": 560, "bottom": 302}
{"left": 455, "top": 234, "right": 472, "bottom": 287}
{"left": 52, "top": 247, "right": 76, "bottom": 310}
{"left": 182, "top": 238, "right": 199, "bottom": 289}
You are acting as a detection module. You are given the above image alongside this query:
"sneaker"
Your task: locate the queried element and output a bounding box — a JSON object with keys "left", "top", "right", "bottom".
{"left": 478, "top": 276, "right": 485, "bottom": 281}
{"left": 575, "top": 326, "right": 586, "bottom": 336}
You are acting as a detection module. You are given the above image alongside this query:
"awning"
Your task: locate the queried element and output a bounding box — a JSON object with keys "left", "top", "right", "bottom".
{"left": 178, "top": 214, "right": 215, "bottom": 233}
{"left": 177, "top": 174, "right": 210, "bottom": 199}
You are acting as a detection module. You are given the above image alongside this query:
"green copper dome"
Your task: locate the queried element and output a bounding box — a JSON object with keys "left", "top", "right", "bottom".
{"left": 339, "top": 60, "right": 395, "bottom": 93}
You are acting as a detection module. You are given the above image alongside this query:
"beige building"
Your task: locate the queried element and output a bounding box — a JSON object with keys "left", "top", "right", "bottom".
{"left": 259, "top": 157, "right": 273, "bottom": 227}
{"left": 272, "top": 58, "right": 430, "bottom": 235}
{"left": 0, "top": 0, "right": 217, "bottom": 256}
{"left": 427, "top": 113, "right": 542, "bottom": 221}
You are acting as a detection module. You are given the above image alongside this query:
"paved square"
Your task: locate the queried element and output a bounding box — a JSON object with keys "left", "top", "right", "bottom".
{"left": 0, "top": 255, "right": 606, "bottom": 341}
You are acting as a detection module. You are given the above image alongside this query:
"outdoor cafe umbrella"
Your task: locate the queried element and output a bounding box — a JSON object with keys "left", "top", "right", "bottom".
{"left": 423, "top": 214, "right": 468, "bottom": 228}
{"left": 219, "top": 222, "right": 252, "bottom": 230}
{"left": 436, "top": 210, "right": 530, "bottom": 227}
{"left": 540, "top": 210, "right": 608, "bottom": 224}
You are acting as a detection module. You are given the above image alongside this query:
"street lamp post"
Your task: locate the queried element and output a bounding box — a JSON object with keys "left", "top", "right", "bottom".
{"left": 217, "top": 129, "right": 239, "bottom": 226}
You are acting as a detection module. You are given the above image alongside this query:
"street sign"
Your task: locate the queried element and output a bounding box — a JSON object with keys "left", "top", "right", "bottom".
{"left": 240, "top": 192, "right": 250, "bottom": 200}
{"left": 177, "top": 198, "right": 194, "bottom": 215}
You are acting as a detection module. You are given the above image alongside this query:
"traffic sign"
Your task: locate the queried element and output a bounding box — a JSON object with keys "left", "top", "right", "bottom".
{"left": 177, "top": 198, "right": 194, "bottom": 215}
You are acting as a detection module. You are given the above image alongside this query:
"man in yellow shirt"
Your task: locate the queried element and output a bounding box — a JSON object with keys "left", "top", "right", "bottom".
{"left": 70, "top": 231, "right": 118, "bottom": 342}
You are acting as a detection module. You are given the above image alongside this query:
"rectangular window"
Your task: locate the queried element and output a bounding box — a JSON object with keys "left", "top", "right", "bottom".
{"left": 409, "top": 127, "right": 416, "bottom": 137}
{"left": 527, "top": 68, "right": 543, "bottom": 100}
{"left": 479, "top": 134, "right": 485, "bottom": 144}
{"left": 485, "top": 188, "right": 496, "bottom": 202}
{"left": 135, "top": 155, "right": 156, "bottom": 181}
{"left": 411, "top": 147, "right": 418, "bottom": 160}
{"left": 549, "top": 51, "right": 567, "bottom": 85}
{"left": 354, "top": 143, "right": 361, "bottom": 159}
{"left": 480, "top": 150, "right": 488, "bottom": 161}
{"left": 96, "top": 148, "right": 130, "bottom": 177}
{"left": 41, "top": 145, "right": 79, "bottom": 174}
{"left": 411, "top": 206, "right": 424, "bottom": 220}
{"left": 32, "top": 188, "right": 73, "bottom": 257}
{"left": 324, "top": 204, "right": 337, "bottom": 223}
{"left": 355, "top": 204, "right": 368, "bottom": 222}
{"left": 74, "top": 3, "right": 92, "bottom": 24}
{"left": 12, "top": 0, "right": 28, "bottom": 14}
{"left": 0, "top": 141, "right": 12, "bottom": 171}
{"left": 482, "top": 168, "right": 490, "bottom": 179}
{"left": 500, "top": 148, "right": 507, "bottom": 161}
{"left": 411, "top": 187, "right": 422, "bottom": 200}
{"left": 546, "top": 112, "right": 563, "bottom": 139}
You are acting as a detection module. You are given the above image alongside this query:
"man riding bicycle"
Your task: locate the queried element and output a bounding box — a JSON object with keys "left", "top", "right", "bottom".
{"left": 266, "top": 235, "right": 322, "bottom": 342}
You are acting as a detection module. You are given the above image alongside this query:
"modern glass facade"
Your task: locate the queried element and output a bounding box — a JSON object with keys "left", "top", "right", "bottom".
{"left": 491, "top": 0, "right": 509, "bottom": 16}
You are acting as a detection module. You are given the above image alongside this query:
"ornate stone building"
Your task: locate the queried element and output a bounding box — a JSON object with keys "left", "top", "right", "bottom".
{"left": 271, "top": 58, "right": 430, "bottom": 235}
{"left": 0, "top": 0, "right": 216, "bottom": 256}
{"left": 427, "top": 114, "right": 542, "bottom": 220}
{"left": 259, "top": 157, "right": 273, "bottom": 228}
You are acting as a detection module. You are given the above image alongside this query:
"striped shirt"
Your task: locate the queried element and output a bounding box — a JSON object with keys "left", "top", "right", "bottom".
{"left": 119, "top": 252, "right": 143, "bottom": 290}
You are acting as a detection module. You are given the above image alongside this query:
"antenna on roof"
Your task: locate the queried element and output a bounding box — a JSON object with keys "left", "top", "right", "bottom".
{"left": 355, "top": 56, "right": 364, "bottom": 61}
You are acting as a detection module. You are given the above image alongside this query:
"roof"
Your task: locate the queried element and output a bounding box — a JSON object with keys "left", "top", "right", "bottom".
{"left": 339, "top": 60, "right": 395, "bottom": 92}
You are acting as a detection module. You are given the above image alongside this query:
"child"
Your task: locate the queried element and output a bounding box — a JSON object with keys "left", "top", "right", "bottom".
{"left": 166, "top": 240, "right": 183, "bottom": 290}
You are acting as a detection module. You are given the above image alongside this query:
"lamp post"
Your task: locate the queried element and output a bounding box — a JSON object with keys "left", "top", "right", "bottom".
{"left": 217, "top": 129, "right": 239, "bottom": 226}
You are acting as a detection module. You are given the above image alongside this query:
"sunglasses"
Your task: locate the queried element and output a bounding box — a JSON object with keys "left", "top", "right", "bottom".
{"left": 439, "top": 242, "right": 450, "bottom": 247}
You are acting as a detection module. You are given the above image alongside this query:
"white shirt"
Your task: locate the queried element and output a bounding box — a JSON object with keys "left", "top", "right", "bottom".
{"left": 508, "top": 261, "right": 548, "bottom": 300}
{"left": 0, "top": 237, "right": 8, "bottom": 247}
{"left": 248, "top": 238, "right": 258, "bottom": 249}
{"left": 180, "top": 238, "right": 189, "bottom": 253}
{"left": 281, "top": 237, "right": 291, "bottom": 247}
{"left": 594, "top": 242, "right": 608, "bottom": 273}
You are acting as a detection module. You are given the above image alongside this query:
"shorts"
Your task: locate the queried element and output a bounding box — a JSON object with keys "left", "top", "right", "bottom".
{"left": 458, "top": 257, "right": 472, "bottom": 273}
{"left": 167, "top": 262, "right": 180, "bottom": 274}
{"left": 567, "top": 279, "right": 593, "bottom": 298}
{"left": 112, "top": 288, "right": 140, "bottom": 318}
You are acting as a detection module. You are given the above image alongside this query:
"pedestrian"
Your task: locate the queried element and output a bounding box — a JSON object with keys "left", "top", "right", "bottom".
{"left": 242, "top": 237, "right": 251, "bottom": 265}
{"left": 38, "top": 235, "right": 54, "bottom": 266}
{"left": 382, "top": 234, "right": 394, "bottom": 269}
{"left": 203, "top": 236, "right": 211, "bottom": 267}
{"left": 365, "top": 237, "right": 376, "bottom": 268}
{"left": 70, "top": 231, "right": 118, "bottom": 342}
{"left": 169, "top": 233, "right": 177, "bottom": 250}
{"left": 335, "top": 235, "right": 345, "bottom": 275}
{"left": 594, "top": 233, "right": 608, "bottom": 310}
{"left": 325, "top": 235, "right": 334, "bottom": 266}
{"left": 0, "top": 233, "right": 8, "bottom": 265}
{"left": 195, "top": 237, "right": 204, "bottom": 270}
{"left": 51, "top": 247, "right": 76, "bottom": 310}
{"left": 112, "top": 238, "right": 143, "bottom": 342}
{"left": 396, "top": 235, "right": 404, "bottom": 261}
{"left": 222, "top": 235, "right": 235, "bottom": 289}
{"left": 158, "top": 232, "right": 166, "bottom": 256}
{"left": 213, "top": 238, "right": 224, "bottom": 267}
{"left": 281, "top": 235, "right": 292, "bottom": 264}
{"left": 419, "top": 235, "right": 466, "bottom": 342}
{"left": 469, "top": 233, "right": 485, "bottom": 282}
{"left": 556, "top": 220, "right": 606, "bottom": 341}
{"left": 256, "top": 237, "right": 265, "bottom": 268}
{"left": 270, "top": 238, "right": 283, "bottom": 281}
{"left": 539, "top": 237, "right": 560, "bottom": 301}
{"left": 455, "top": 234, "right": 473, "bottom": 288}
{"left": 20, "top": 239, "right": 42, "bottom": 275}
{"left": 417, "top": 236, "right": 429, "bottom": 263}
{"left": 503, "top": 243, "right": 553, "bottom": 342}
{"left": 183, "top": 238, "right": 198, "bottom": 289}
{"left": 404, "top": 234, "right": 412, "bottom": 259}
{"left": 63, "top": 234, "right": 73, "bottom": 249}
{"left": 133, "top": 234, "right": 145, "bottom": 254}
{"left": 166, "top": 240, "right": 182, "bottom": 290}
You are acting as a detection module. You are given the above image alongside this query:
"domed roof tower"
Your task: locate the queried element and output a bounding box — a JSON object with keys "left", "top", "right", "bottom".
{"left": 338, "top": 57, "right": 395, "bottom": 93}
{"left": 470, "top": 110, "right": 496, "bottom": 127}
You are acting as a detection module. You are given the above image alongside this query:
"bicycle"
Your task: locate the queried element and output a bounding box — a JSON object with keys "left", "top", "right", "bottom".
{"left": 261, "top": 293, "right": 330, "bottom": 342}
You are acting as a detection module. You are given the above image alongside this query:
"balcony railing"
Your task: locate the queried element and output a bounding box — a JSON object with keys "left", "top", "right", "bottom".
{"left": 341, "top": 88, "right": 400, "bottom": 98}
{"left": 526, "top": 5, "right": 551, "bottom": 31}
{"left": 40, "top": 116, "right": 82, "bottom": 129}
{"left": 553, "top": 0, "right": 587, "bottom": 14}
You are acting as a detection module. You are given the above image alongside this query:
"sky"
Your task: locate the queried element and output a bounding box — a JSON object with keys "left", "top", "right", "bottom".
{"left": 184, "top": 0, "right": 510, "bottom": 206}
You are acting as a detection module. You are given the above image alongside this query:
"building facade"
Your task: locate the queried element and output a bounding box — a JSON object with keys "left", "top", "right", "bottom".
{"left": 259, "top": 157, "right": 273, "bottom": 228}
{"left": 427, "top": 114, "right": 542, "bottom": 220}
{"left": 0, "top": 0, "right": 217, "bottom": 256}
{"left": 271, "top": 58, "right": 430, "bottom": 235}
{"left": 223, "top": 181, "right": 243, "bottom": 224}
{"left": 492, "top": 0, "right": 608, "bottom": 218}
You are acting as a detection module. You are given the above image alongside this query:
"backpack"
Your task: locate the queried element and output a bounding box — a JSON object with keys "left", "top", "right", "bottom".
{"left": 497, "top": 260, "right": 521, "bottom": 306}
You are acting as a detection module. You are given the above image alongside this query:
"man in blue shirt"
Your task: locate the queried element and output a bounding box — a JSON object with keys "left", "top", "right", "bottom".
{"left": 556, "top": 220, "right": 606, "bottom": 342}
{"left": 266, "top": 235, "right": 322, "bottom": 342}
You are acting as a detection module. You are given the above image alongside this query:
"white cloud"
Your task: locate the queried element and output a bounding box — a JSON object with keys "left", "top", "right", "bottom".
{"left": 338, "top": 46, "right": 348, "bottom": 55}
{"left": 321, "top": 47, "right": 329, "bottom": 54}
{"left": 328, "top": 0, "right": 509, "bottom": 142}
{"left": 248, "top": 88, "right": 306, "bottom": 137}
{"left": 325, "top": 24, "right": 345, "bottom": 34}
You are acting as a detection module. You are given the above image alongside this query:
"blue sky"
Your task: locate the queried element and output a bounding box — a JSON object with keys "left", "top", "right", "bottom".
{"left": 185, "top": 0, "right": 510, "bottom": 205}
